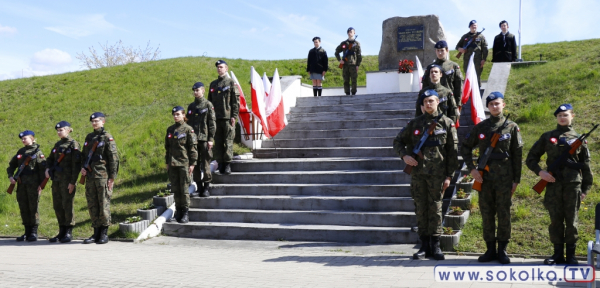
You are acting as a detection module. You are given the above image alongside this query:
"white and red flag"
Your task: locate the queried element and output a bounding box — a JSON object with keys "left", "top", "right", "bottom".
{"left": 230, "top": 71, "right": 252, "bottom": 139}
{"left": 262, "top": 72, "right": 272, "bottom": 98}
{"left": 461, "top": 54, "right": 486, "bottom": 126}
{"left": 251, "top": 67, "right": 270, "bottom": 138}
{"left": 265, "top": 69, "right": 287, "bottom": 137}
{"left": 412, "top": 56, "right": 424, "bottom": 92}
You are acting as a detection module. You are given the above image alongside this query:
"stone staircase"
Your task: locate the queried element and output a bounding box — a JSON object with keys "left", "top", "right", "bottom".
{"left": 163, "top": 92, "right": 470, "bottom": 243}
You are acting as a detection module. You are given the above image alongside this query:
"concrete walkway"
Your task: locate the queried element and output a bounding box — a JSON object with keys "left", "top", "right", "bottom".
{"left": 0, "top": 237, "right": 595, "bottom": 287}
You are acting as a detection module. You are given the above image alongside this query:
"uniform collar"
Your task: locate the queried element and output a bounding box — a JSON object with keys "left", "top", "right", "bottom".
{"left": 24, "top": 144, "right": 39, "bottom": 152}
{"left": 557, "top": 124, "right": 573, "bottom": 132}
{"left": 218, "top": 74, "right": 229, "bottom": 80}
{"left": 435, "top": 58, "right": 447, "bottom": 64}
{"left": 431, "top": 81, "right": 442, "bottom": 89}
{"left": 175, "top": 120, "right": 184, "bottom": 126}
{"left": 194, "top": 97, "right": 205, "bottom": 104}
{"left": 490, "top": 113, "right": 505, "bottom": 124}
{"left": 94, "top": 128, "right": 104, "bottom": 135}
{"left": 425, "top": 110, "right": 440, "bottom": 119}
{"left": 60, "top": 135, "right": 72, "bottom": 142}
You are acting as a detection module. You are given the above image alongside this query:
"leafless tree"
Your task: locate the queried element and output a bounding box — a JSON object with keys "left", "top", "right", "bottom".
{"left": 76, "top": 40, "right": 161, "bottom": 69}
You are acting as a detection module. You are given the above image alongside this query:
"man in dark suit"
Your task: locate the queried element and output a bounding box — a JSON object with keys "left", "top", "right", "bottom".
{"left": 492, "top": 20, "right": 517, "bottom": 63}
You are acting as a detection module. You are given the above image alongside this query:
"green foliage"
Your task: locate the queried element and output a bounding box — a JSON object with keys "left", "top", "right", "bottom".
{"left": 140, "top": 202, "right": 155, "bottom": 210}
{"left": 449, "top": 206, "right": 463, "bottom": 215}
{"left": 443, "top": 227, "right": 454, "bottom": 235}
{"left": 456, "top": 189, "right": 467, "bottom": 199}
{"left": 124, "top": 216, "right": 142, "bottom": 223}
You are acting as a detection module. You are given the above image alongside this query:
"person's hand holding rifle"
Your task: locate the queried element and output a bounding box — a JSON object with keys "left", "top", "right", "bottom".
{"left": 403, "top": 114, "right": 444, "bottom": 175}
{"left": 79, "top": 141, "right": 101, "bottom": 185}
{"left": 40, "top": 153, "right": 66, "bottom": 190}
{"left": 456, "top": 28, "right": 485, "bottom": 59}
{"left": 7, "top": 155, "right": 36, "bottom": 194}
{"left": 339, "top": 35, "right": 358, "bottom": 69}
{"left": 471, "top": 115, "right": 510, "bottom": 192}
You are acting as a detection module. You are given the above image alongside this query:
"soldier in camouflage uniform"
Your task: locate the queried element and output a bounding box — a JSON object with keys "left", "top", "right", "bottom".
{"left": 187, "top": 82, "right": 216, "bottom": 197}
{"left": 166, "top": 106, "right": 198, "bottom": 223}
{"left": 461, "top": 92, "right": 523, "bottom": 264}
{"left": 422, "top": 41, "right": 463, "bottom": 108}
{"left": 526, "top": 104, "right": 593, "bottom": 265}
{"left": 335, "top": 27, "right": 362, "bottom": 95}
{"left": 7, "top": 130, "right": 46, "bottom": 242}
{"left": 456, "top": 20, "right": 488, "bottom": 87}
{"left": 80, "top": 112, "right": 119, "bottom": 244}
{"left": 415, "top": 66, "right": 459, "bottom": 123}
{"left": 46, "top": 121, "right": 82, "bottom": 243}
{"left": 208, "top": 60, "right": 239, "bottom": 175}
{"left": 393, "top": 91, "right": 459, "bottom": 260}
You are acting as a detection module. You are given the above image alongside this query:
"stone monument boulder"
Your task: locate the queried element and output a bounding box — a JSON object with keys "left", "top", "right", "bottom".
{"left": 378, "top": 15, "right": 446, "bottom": 71}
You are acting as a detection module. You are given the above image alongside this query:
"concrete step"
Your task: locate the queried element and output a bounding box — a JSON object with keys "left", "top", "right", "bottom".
{"left": 190, "top": 196, "right": 414, "bottom": 211}
{"left": 284, "top": 118, "right": 410, "bottom": 130}
{"left": 231, "top": 157, "right": 405, "bottom": 172}
{"left": 261, "top": 136, "right": 395, "bottom": 148}
{"left": 162, "top": 222, "right": 418, "bottom": 244}
{"left": 208, "top": 183, "right": 411, "bottom": 197}
{"left": 290, "top": 101, "right": 416, "bottom": 113}
{"left": 274, "top": 127, "right": 400, "bottom": 139}
{"left": 287, "top": 109, "right": 414, "bottom": 122}
{"left": 295, "top": 92, "right": 418, "bottom": 107}
{"left": 253, "top": 147, "right": 396, "bottom": 158}
{"left": 188, "top": 209, "right": 417, "bottom": 227}
{"left": 212, "top": 170, "right": 410, "bottom": 184}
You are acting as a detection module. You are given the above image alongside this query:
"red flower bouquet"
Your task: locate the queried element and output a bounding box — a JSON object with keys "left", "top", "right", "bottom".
{"left": 398, "top": 59, "right": 414, "bottom": 73}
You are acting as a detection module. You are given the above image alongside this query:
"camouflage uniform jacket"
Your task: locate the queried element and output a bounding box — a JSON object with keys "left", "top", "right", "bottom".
{"left": 47, "top": 136, "right": 82, "bottom": 184}
{"left": 208, "top": 75, "right": 239, "bottom": 120}
{"left": 165, "top": 121, "right": 198, "bottom": 167}
{"left": 393, "top": 111, "right": 459, "bottom": 178}
{"left": 334, "top": 39, "right": 362, "bottom": 66}
{"left": 7, "top": 144, "right": 47, "bottom": 185}
{"left": 461, "top": 113, "right": 523, "bottom": 183}
{"left": 187, "top": 97, "right": 216, "bottom": 142}
{"left": 82, "top": 128, "right": 119, "bottom": 179}
{"left": 456, "top": 32, "right": 489, "bottom": 61}
{"left": 415, "top": 82, "right": 459, "bottom": 123}
{"left": 421, "top": 59, "right": 463, "bottom": 106}
{"left": 526, "top": 124, "right": 593, "bottom": 194}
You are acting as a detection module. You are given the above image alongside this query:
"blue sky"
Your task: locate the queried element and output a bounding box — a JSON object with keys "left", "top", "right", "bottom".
{"left": 1, "top": 0, "right": 599, "bottom": 80}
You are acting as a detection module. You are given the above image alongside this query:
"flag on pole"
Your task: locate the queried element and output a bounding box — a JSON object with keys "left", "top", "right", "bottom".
{"left": 230, "top": 71, "right": 252, "bottom": 139}
{"left": 262, "top": 72, "right": 272, "bottom": 98}
{"left": 461, "top": 54, "right": 486, "bottom": 126}
{"left": 251, "top": 66, "right": 270, "bottom": 138}
{"left": 412, "top": 56, "right": 424, "bottom": 92}
{"left": 265, "top": 69, "right": 287, "bottom": 137}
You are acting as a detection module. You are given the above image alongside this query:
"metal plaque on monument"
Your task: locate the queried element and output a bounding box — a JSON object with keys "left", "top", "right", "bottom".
{"left": 397, "top": 25, "right": 424, "bottom": 51}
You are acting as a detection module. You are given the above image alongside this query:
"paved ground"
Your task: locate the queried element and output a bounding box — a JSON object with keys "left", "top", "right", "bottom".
{"left": 0, "top": 236, "right": 596, "bottom": 287}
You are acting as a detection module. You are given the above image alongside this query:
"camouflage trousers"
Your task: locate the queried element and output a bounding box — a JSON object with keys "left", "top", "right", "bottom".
{"left": 463, "top": 55, "right": 483, "bottom": 87}
{"left": 411, "top": 174, "right": 444, "bottom": 237}
{"left": 169, "top": 166, "right": 191, "bottom": 209}
{"left": 85, "top": 178, "right": 112, "bottom": 228}
{"left": 544, "top": 181, "right": 581, "bottom": 244}
{"left": 342, "top": 64, "right": 358, "bottom": 95}
{"left": 214, "top": 120, "right": 234, "bottom": 163}
{"left": 193, "top": 141, "right": 213, "bottom": 184}
{"left": 51, "top": 179, "right": 76, "bottom": 226}
{"left": 16, "top": 181, "right": 40, "bottom": 226}
{"left": 479, "top": 178, "right": 512, "bottom": 242}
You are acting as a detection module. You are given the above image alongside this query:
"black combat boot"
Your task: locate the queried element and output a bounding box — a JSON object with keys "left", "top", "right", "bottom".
{"left": 223, "top": 163, "right": 232, "bottom": 175}
{"left": 178, "top": 208, "right": 189, "bottom": 224}
{"left": 175, "top": 207, "right": 183, "bottom": 222}
{"left": 478, "top": 241, "right": 497, "bottom": 262}
{"left": 16, "top": 226, "right": 29, "bottom": 242}
{"left": 497, "top": 241, "right": 510, "bottom": 264}
{"left": 26, "top": 225, "right": 38, "bottom": 242}
{"left": 201, "top": 182, "right": 210, "bottom": 197}
{"left": 60, "top": 226, "right": 73, "bottom": 243}
{"left": 430, "top": 236, "right": 445, "bottom": 260}
{"left": 83, "top": 227, "right": 100, "bottom": 244}
{"left": 49, "top": 226, "right": 66, "bottom": 243}
{"left": 97, "top": 226, "right": 109, "bottom": 244}
{"left": 565, "top": 243, "right": 578, "bottom": 264}
{"left": 168, "top": 209, "right": 180, "bottom": 223}
{"left": 544, "top": 243, "right": 565, "bottom": 265}
{"left": 313, "top": 87, "right": 318, "bottom": 97}
{"left": 218, "top": 162, "right": 225, "bottom": 174}
{"left": 413, "top": 235, "right": 430, "bottom": 260}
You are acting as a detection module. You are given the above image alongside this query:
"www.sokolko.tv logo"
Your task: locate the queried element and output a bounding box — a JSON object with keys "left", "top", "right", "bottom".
{"left": 434, "top": 264, "right": 595, "bottom": 283}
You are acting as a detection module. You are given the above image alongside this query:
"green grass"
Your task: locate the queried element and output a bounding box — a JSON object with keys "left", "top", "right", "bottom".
{"left": 457, "top": 38, "right": 600, "bottom": 256}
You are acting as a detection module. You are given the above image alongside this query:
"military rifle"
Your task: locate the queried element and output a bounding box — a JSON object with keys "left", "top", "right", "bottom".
{"left": 472, "top": 114, "right": 510, "bottom": 192}
{"left": 338, "top": 35, "right": 358, "bottom": 69}
{"left": 79, "top": 141, "right": 101, "bottom": 185}
{"left": 7, "top": 155, "right": 36, "bottom": 194}
{"left": 456, "top": 28, "right": 485, "bottom": 59}
{"left": 39, "top": 152, "right": 66, "bottom": 190}
{"left": 532, "top": 124, "right": 598, "bottom": 194}
{"left": 403, "top": 113, "right": 444, "bottom": 175}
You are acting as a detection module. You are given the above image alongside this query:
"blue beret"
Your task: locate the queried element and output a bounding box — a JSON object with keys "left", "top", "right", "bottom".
{"left": 312, "top": 36, "right": 321, "bottom": 42}
{"left": 90, "top": 112, "right": 105, "bottom": 121}
{"left": 499, "top": 20, "right": 508, "bottom": 27}
{"left": 554, "top": 103, "right": 573, "bottom": 116}
{"left": 419, "top": 89, "right": 439, "bottom": 105}
{"left": 347, "top": 27, "right": 355, "bottom": 33}
{"left": 469, "top": 20, "right": 477, "bottom": 27}
{"left": 192, "top": 82, "right": 204, "bottom": 90}
{"left": 55, "top": 121, "right": 71, "bottom": 130}
{"left": 428, "top": 64, "right": 444, "bottom": 73}
{"left": 19, "top": 130, "right": 35, "bottom": 139}
{"left": 172, "top": 106, "right": 185, "bottom": 114}
{"left": 215, "top": 60, "right": 227, "bottom": 67}
{"left": 434, "top": 40, "right": 448, "bottom": 49}
{"left": 486, "top": 91, "right": 504, "bottom": 106}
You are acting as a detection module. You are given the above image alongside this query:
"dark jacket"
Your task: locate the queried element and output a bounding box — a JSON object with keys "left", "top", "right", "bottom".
{"left": 306, "top": 47, "right": 329, "bottom": 74}
{"left": 492, "top": 32, "right": 517, "bottom": 62}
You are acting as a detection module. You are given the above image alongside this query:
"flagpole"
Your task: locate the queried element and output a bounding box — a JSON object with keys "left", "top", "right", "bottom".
{"left": 518, "top": 0, "right": 523, "bottom": 61}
